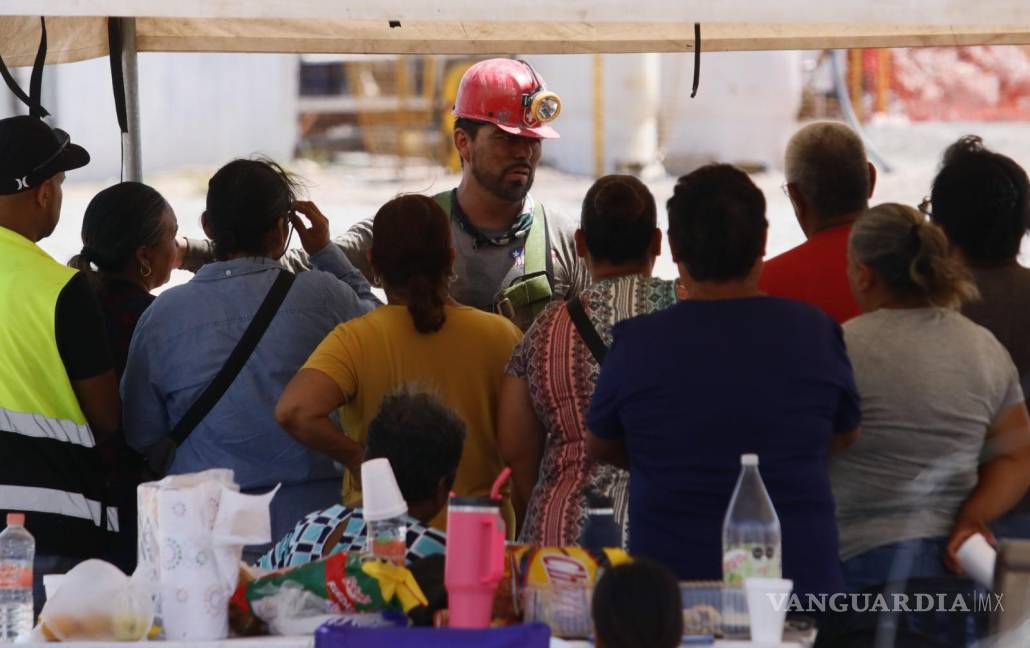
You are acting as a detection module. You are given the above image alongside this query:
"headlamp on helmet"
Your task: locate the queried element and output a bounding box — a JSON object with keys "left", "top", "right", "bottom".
{"left": 520, "top": 62, "right": 562, "bottom": 126}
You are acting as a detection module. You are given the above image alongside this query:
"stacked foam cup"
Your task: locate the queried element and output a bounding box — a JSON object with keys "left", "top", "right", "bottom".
{"left": 745, "top": 577, "right": 793, "bottom": 644}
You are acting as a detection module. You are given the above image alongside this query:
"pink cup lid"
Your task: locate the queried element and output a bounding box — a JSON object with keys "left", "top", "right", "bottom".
{"left": 6, "top": 513, "right": 25, "bottom": 526}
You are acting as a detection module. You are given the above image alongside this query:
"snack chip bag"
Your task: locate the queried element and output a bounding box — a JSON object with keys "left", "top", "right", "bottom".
{"left": 230, "top": 552, "right": 427, "bottom": 635}
{"left": 492, "top": 545, "right": 630, "bottom": 624}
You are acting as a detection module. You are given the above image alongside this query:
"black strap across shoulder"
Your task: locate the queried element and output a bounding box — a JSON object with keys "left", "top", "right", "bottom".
{"left": 169, "top": 269, "right": 296, "bottom": 447}
{"left": 566, "top": 294, "right": 608, "bottom": 365}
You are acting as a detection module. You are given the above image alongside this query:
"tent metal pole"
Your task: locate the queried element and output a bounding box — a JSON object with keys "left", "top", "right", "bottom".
{"left": 831, "top": 49, "right": 891, "bottom": 173}
{"left": 116, "top": 17, "right": 143, "bottom": 181}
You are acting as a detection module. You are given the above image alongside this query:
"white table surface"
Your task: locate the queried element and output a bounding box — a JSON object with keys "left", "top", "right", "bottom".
{"left": 18, "top": 636, "right": 803, "bottom": 647}
{"left": 559, "top": 641, "right": 803, "bottom": 647}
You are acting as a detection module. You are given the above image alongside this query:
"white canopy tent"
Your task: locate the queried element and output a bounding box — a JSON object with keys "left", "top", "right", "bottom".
{"left": 2, "top": 1, "right": 1030, "bottom": 65}
{"left": 2, "top": 1, "right": 1030, "bottom": 179}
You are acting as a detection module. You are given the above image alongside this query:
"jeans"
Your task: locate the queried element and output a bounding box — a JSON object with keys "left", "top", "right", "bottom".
{"left": 837, "top": 538, "right": 986, "bottom": 647}
{"left": 841, "top": 537, "right": 951, "bottom": 593}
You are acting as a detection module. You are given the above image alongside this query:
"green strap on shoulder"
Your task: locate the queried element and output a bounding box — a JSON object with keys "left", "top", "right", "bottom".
{"left": 432, "top": 190, "right": 452, "bottom": 216}
{"left": 434, "top": 190, "right": 552, "bottom": 325}
{"left": 522, "top": 200, "right": 547, "bottom": 277}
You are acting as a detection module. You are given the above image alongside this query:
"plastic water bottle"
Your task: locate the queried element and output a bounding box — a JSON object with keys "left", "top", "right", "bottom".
{"left": 361, "top": 459, "right": 409, "bottom": 566}
{"left": 365, "top": 516, "right": 408, "bottom": 566}
{"left": 0, "top": 513, "right": 34, "bottom": 641}
{"left": 722, "top": 454, "right": 781, "bottom": 585}
{"left": 579, "top": 492, "right": 622, "bottom": 551}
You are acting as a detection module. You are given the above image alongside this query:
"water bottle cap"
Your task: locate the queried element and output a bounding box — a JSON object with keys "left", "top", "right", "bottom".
{"left": 6, "top": 513, "right": 24, "bottom": 526}
{"left": 741, "top": 453, "right": 759, "bottom": 466}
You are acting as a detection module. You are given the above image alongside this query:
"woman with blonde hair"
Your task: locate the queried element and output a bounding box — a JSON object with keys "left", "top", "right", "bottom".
{"left": 831, "top": 203, "right": 1030, "bottom": 591}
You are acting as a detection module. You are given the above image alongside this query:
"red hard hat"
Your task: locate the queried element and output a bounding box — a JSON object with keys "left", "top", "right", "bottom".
{"left": 453, "top": 59, "right": 561, "bottom": 139}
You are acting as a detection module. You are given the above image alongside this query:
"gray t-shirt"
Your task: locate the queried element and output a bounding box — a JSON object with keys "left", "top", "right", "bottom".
{"left": 831, "top": 307, "right": 1024, "bottom": 561}
{"left": 316, "top": 193, "right": 589, "bottom": 331}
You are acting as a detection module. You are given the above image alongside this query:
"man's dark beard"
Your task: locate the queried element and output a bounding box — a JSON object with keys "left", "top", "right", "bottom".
{"left": 472, "top": 162, "right": 535, "bottom": 203}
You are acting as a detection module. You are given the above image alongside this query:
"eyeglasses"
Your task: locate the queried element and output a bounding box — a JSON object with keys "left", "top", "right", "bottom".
{"left": 780, "top": 182, "right": 791, "bottom": 199}
{"left": 281, "top": 211, "right": 296, "bottom": 255}
{"left": 918, "top": 196, "right": 932, "bottom": 217}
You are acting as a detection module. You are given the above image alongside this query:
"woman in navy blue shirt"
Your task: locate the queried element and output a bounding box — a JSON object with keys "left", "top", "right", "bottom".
{"left": 587, "top": 164, "right": 861, "bottom": 597}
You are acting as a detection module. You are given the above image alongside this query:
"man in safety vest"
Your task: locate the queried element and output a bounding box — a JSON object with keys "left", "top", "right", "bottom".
{"left": 180, "top": 58, "right": 590, "bottom": 331}
{"left": 0, "top": 116, "right": 120, "bottom": 611}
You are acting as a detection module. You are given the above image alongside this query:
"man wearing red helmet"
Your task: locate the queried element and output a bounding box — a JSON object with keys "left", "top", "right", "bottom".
{"left": 328, "top": 58, "right": 587, "bottom": 330}
{"left": 179, "top": 58, "right": 589, "bottom": 331}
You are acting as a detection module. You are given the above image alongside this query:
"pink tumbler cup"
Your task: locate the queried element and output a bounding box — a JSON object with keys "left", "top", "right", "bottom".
{"left": 445, "top": 496, "right": 507, "bottom": 628}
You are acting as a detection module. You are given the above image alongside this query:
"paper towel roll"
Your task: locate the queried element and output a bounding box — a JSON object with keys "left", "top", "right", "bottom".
{"left": 138, "top": 470, "right": 278, "bottom": 641}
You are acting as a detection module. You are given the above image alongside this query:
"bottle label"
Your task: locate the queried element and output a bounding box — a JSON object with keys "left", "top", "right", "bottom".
{"left": 722, "top": 543, "right": 781, "bottom": 585}
{"left": 369, "top": 537, "right": 406, "bottom": 565}
{"left": 0, "top": 562, "right": 31, "bottom": 588}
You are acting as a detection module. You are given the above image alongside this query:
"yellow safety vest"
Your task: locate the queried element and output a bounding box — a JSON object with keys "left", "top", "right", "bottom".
{"left": 0, "top": 226, "right": 114, "bottom": 554}
{"left": 0, "top": 226, "right": 91, "bottom": 439}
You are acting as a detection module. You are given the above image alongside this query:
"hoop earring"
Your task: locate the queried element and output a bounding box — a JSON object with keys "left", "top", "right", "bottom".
{"left": 140, "top": 263, "right": 152, "bottom": 278}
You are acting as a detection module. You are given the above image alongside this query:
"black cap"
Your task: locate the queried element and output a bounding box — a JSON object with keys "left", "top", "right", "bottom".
{"left": 0, "top": 116, "right": 89, "bottom": 195}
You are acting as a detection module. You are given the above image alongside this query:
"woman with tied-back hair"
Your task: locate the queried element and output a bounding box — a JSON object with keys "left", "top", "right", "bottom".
{"left": 70, "top": 182, "right": 180, "bottom": 378}
{"left": 68, "top": 181, "right": 179, "bottom": 573}
{"left": 122, "top": 158, "right": 379, "bottom": 562}
{"left": 498, "top": 175, "right": 673, "bottom": 546}
{"left": 830, "top": 203, "right": 1030, "bottom": 592}
{"left": 276, "top": 194, "right": 523, "bottom": 530}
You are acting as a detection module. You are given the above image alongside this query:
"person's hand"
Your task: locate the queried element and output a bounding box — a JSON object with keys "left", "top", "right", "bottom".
{"left": 291, "top": 200, "right": 332, "bottom": 255}
{"left": 945, "top": 509, "right": 996, "bottom": 575}
{"left": 345, "top": 457, "right": 363, "bottom": 483}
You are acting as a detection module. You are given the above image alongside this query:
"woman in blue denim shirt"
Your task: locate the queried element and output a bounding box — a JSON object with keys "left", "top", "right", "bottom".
{"left": 122, "top": 159, "right": 380, "bottom": 560}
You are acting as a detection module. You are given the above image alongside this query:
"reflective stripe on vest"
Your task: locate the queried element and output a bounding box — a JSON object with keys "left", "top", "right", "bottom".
{"left": 0, "top": 227, "right": 93, "bottom": 440}
{"left": 0, "top": 485, "right": 118, "bottom": 532}
{"left": 0, "top": 406, "right": 94, "bottom": 447}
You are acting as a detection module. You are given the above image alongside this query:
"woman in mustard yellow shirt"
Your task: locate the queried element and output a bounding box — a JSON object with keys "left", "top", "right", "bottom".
{"left": 276, "top": 194, "right": 522, "bottom": 529}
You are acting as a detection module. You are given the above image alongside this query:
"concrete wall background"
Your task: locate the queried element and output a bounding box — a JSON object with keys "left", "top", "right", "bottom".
{"left": 1, "top": 53, "right": 299, "bottom": 183}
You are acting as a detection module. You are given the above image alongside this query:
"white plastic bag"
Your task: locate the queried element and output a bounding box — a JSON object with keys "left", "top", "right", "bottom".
{"left": 37, "top": 559, "right": 153, "bottom": 641}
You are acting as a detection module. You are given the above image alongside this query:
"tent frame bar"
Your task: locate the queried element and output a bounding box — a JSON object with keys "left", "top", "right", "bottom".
{"left": 115, "top": 17, "right": 142, "bottom": 182}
